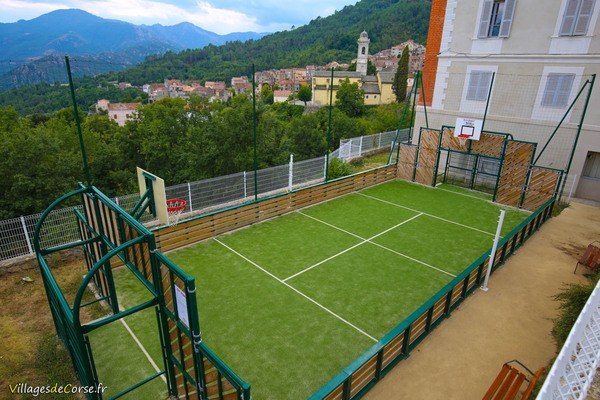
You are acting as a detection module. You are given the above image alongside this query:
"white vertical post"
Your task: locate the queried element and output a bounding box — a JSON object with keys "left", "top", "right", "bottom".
{"left": 187, "top": 182, "right": 193, "bottom": 212}
{"left": 243, "top": 171, "right": 247, "bottom": 198}
{"left": 323, "top": 156, "right": 328, "bottom": 180}
{"left": 20, "top": 216, "right": 33, "bottom": 254}
{"left": 358, "top": 136, "right": 363, "bottom": 157}
{"left": 288, "top": 154, "right": 294, "bottom": 191}
{"left": 379, "top": 132, "right": 382, "bottom": 148}
{"left": 115, "top": 197, "right": 119, "bottom": 206}
{"left": 481, "top": 209, "right": 506, "bottom": 292}
{"left": 567, "top": 174, "right": 577, "bottom": 203}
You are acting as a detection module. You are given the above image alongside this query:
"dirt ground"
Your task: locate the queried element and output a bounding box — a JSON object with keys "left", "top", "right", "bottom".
{"left": 364, "top": 201, "right": 600, "bottom": 400}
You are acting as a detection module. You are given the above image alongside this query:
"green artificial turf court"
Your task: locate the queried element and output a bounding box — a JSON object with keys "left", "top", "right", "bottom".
{"left": 96, "top": 179, "right": 528, "bottom": 399}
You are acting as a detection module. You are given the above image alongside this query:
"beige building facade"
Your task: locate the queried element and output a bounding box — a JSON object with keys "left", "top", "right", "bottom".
{"left": 417, "top": 0, "right": 600, "bottom": 201}
{"left": 312, "top": 32, "right": 396, "bottom": 107}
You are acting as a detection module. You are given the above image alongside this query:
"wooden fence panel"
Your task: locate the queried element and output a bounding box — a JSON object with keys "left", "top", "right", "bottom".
{"left": 397, "top": 144, "right": 417, "bottom": 181}
{"left": 522, "top": 168, "right": 561, "bottom": 212}
{"left": 495, "top": 141, "right": 535, "bottom": 208}
{"left": 415, "top": 129, "right": 441, "bottom": 186}
{"left": 441, "top": 126, "right": 469, "bottom": 152}
{"left": 471, "top": 133, "right": 506, "bottom": 158}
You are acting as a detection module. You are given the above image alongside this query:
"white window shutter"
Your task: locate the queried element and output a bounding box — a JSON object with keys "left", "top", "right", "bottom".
{"left": 574, "top": 0, "right": 596, "bottom": 35}
{"left": 555, "top": 74, "right": 575, "bottom": 107}
{"left": 499, "top": 0, "right": 517, "bottom": 37}
{"left": 542, "top": 74, "right": 575, "bottom": 107}
{"left": 478, "top": 0, "right": 494, "bottom": 38}
{"left": 560, "top": 0, "right": 581, "bottom": 35}
{"left": 467, "top": 71, "right": 493, "bottom": 101}
{"left": 542, "top": 75, "right": 559, "bottom": 107}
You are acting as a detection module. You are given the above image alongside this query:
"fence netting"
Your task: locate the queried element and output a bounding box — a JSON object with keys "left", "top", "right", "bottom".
{"left": 420, "top": 72, "right": 592, "bottom": 194}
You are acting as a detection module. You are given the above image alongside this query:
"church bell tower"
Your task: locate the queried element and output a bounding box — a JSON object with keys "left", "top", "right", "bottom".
{"left": 356, "top": 31, "right": 370, "bottom": 75}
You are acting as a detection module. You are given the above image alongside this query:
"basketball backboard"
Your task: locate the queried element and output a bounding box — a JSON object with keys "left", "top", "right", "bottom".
{"left": 136, "top": 167, "right": 168, "bottom": 225}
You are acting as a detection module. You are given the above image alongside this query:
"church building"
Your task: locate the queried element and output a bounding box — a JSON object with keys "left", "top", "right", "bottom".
{"left": 312, "top": 31, "right": 396, "bottom": 106}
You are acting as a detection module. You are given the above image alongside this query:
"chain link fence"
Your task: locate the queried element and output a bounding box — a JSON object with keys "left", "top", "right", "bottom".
{"left": 0, "top": 130, "right": 400, "bottom": 262}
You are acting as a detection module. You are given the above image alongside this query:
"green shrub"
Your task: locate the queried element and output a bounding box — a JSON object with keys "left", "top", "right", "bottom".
{"left": 551, "top": 273, "right": 599, "bottom": 349}
{"left": 327, "top": 158, "right": 353, "bottom": 180}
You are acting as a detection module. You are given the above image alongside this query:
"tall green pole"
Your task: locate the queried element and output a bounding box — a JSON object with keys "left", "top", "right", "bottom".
{"left": 252, "top": 64, "right": 258, "bottom": 201}
{"left": 388, "top": 77, "right": 415, "bottom": 165}
{"left": 65, "top": 56, "right": 91, "bottom": 186}
{"left": 481, "top": 72, "right": 495, "bottom": 132}
{"left": 409, "top": 71, "right": 420, "bottom": 138}
{"left": 419, "top": 70, "right": 429, "bottom": 128}
{"left": 325, "top": 67, "right": 334, "bottom": 182}
{"left": 558, "top": 73, "right": 596, "bottom": 200}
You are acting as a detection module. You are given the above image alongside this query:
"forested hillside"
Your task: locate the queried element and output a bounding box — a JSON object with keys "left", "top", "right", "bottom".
{"left": 114, "top": 0, "right": 431, "bottom": 85}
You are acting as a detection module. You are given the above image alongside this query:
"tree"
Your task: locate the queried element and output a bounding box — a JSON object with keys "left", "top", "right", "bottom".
{"left": 260, "top": 83, "right": 274, "bottom": 104}
{"left": 393, "top": 46, "right": 409, "bottom": 102}
{"left": 335, "top": 78, "right": 365, "bottom": 117}
{"left": 297, "top": 85, "right": 312, "bottom": 105}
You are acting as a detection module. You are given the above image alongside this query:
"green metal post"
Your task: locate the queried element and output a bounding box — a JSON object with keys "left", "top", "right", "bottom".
{"left": 534, "top": 79, "right": 589, "bottom": 165}
{"left": 408, "top": 71, "right": 420, "bottom": 142}
{"left": 252, "top": 64, "right": 258, "bottom": 201}
{"left": 558, "top": 73, "right": 595, "bottom": 200}
{"left": 65, "top": 56, "right": 92, "bottom": 186}
{"left": 418, "top": 70, "right": 429, "bottom": 128}
{"left": 481, "top": 72, "right": 495, "bottom": 132}
{"left": 325, "top": 67, "right": 334, "bottom": 182}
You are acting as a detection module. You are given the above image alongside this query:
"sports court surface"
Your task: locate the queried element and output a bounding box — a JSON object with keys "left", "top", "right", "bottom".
{"left": 90, "top": 180, "right": 527, "bottom": 399}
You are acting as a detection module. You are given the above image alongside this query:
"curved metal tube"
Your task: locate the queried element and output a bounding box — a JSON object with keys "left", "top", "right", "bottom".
{"left": 33, "top": 186, "right": 89, "bottom": 254}
{"left": 72, "top": 234, "right": 150, "bottom": 329}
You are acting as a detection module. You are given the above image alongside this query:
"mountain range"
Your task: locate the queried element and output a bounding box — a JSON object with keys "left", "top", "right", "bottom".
{"left": 0, "top": 9, "right": 265, "bottom": 89}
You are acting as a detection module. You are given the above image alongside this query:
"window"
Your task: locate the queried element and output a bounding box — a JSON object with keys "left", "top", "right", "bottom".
{"left": 582, "top": 152, "right": 600, "bottom": 179}
{"left": 113, "top": 114, "right": 117, "bottom": 119}
{"left": 466, "top": 71, "right": 493, "bottom": 101}
{"left": 541, "top": 73, "right": 575, "bottom": 108}
{"left": 361, "top": 46, "right": 366, "bottom": 55}
{"left": 478, "top": 0, "right": 517, "bottom": 38}
{"left": 559, "top": 0, "right": 596, "bottom": 36}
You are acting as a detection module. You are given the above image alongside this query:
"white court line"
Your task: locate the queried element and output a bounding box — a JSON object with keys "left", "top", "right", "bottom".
{"left": 120, "top": 318, "right": 167, "bottom": 383}
{"left": 283, "top": 214, "right": 423, "bottom": 282}
{"left": 296, "top": 211, "right": 456, "bottom": 278}
{"left": 435, "top": 185, "right": 493, "bottom": 202}
{"left": 214, "top": 238, "right": 378, "bottom": 342}
{"left": 357, "top": 192, "right": 498, "bottom": 237}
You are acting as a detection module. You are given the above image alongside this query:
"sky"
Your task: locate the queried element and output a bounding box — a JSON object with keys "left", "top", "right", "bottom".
{"left": 0, "top": 0, "right": 359, "bottom": 34}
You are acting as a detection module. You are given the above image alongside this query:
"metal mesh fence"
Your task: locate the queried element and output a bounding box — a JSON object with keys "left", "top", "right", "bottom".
{"left": 0, "top": 130, "right": 396, "bottom": 262}
{"left": 427, "top": 72, "right": 591, "bottom": 170}
{"left": 420, "top": 72, "right": 593, "bottom": 193}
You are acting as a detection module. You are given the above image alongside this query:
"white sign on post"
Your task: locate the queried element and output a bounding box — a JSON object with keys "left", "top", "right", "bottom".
{"left": 454, "top": 117, "right": 483, "bottom": 141}
{"left": 175, "top": 285, "right": 190, "bottom": 328}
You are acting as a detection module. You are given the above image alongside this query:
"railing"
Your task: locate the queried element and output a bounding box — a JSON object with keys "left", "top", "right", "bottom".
{"left": 537, "top": 279, "right": 600, "bottom": 400}
{"left": 0, "top": 130, "right": 404, "bottom": 263}
{"left": 310, "top": 198, "right": 556, "bottom": 400}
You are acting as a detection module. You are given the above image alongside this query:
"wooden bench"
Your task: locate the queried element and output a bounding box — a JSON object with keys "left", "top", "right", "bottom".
{"left": 574, "top": 241, "right": 600, "bottom": 274}
{"left": 483, "top": 360, "right": 544, "bottom": 400}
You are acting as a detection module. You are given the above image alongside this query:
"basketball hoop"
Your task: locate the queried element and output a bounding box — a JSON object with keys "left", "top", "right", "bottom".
{"left": 458, "top": 136, "right": 469, "bottom": 146}
{"left": 166, "top": 198, "right": 187, "bottom": 226}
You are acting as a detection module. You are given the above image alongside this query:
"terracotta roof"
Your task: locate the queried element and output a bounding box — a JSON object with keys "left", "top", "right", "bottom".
{"left": 274, "top": 90, "right": 292, "bottom": 97}
{"left": 107, "top": 103, "right": 141, "bottom": 111}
